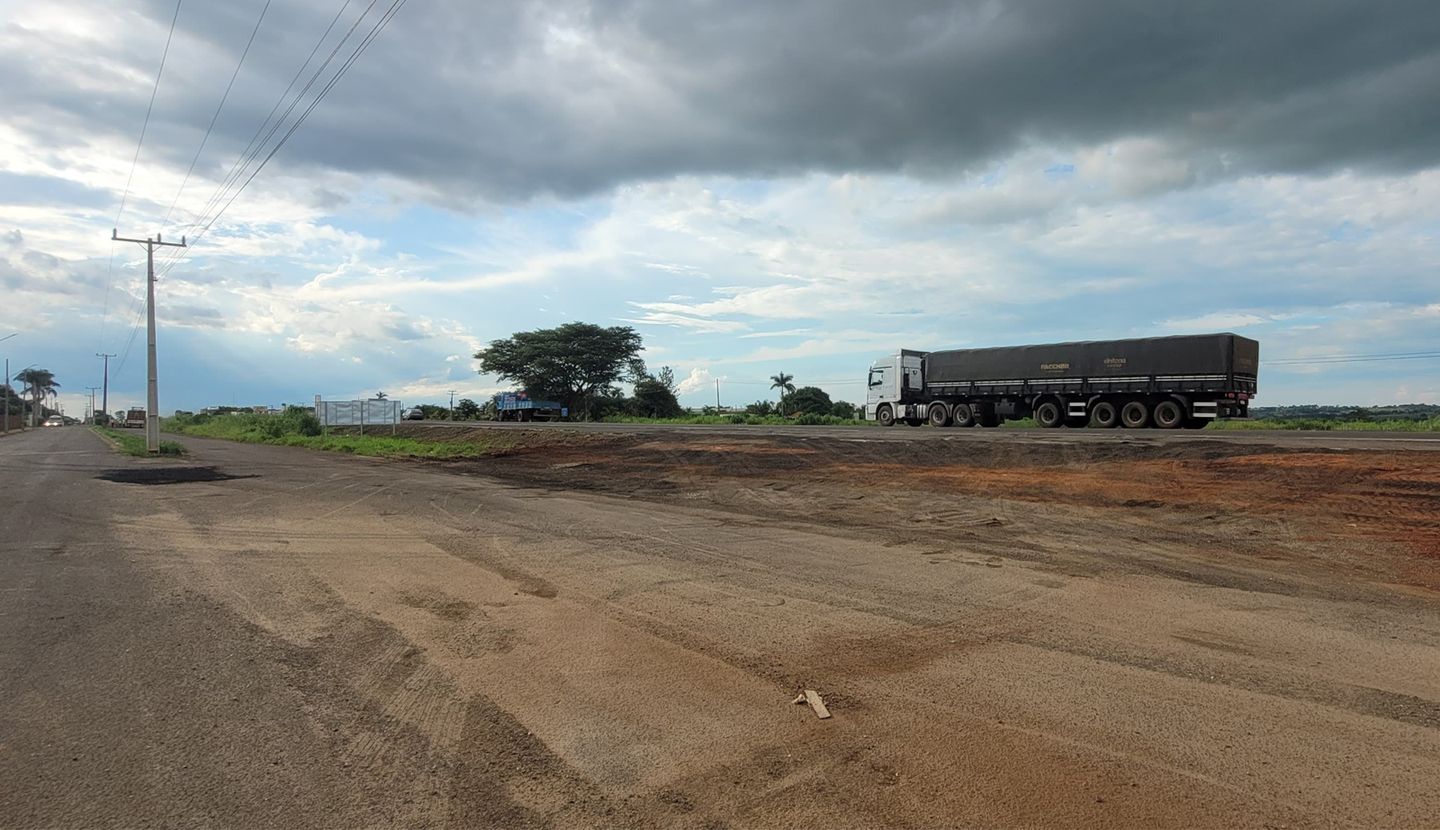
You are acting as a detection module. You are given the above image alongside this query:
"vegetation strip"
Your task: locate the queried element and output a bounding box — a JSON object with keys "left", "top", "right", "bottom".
{"left": 165, "top": 410, "right": 511, "bottom": 459}
{"left": 93, "top": 426, "right": 188, "bottom": 457}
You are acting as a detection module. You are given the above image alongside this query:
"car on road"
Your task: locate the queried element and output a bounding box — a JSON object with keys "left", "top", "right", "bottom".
{"left": 42, "top": 416, "right": 64, "bottom": 427}
{"left": 403, "top": 407, "right": 424, "bottom": 421}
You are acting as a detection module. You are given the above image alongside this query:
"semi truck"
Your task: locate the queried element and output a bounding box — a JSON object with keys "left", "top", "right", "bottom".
{"left": 865, "top": 333, "right": 1257, "bottom": 429}
{"left": 494, "top": 392, "right": 568, "bottom": 422}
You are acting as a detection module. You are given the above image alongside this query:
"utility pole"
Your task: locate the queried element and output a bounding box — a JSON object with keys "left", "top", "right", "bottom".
{"left": 1, "top": 333, "right": 15, "bottom": 436}
{"left": 87, "top": 387, "right": 100, "bottom": 423}
{"left": 112, "top": 230, "right": 186, "bottom": 452}
{"left": 715, "top": 379, "right": 721, "bottom": 411}
{"left": 449, "top": 389, "right": 456, "bottom": 420}
{"left": 96, "top": 352, "right": 114, "bottom": 424}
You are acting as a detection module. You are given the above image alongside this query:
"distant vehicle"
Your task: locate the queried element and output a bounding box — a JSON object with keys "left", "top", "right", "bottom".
{"left": 495, "top": 392, "right": 567, "bottom": 422}
{"left": 43, "top": 415, "right": 64, "bottom": 427}
{"left": 124, "top": 408, "right": 146, "bottom": 429}
{"left": 866, "top": 333, "right": 1258, "bottom": 429}
{"left": 403, "top": 407, "right": 424, "bottom": 421}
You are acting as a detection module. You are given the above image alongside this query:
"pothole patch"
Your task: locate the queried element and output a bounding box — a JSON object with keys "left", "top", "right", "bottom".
{"left": 96, "top": 467, "right": 253, "bottom": 486}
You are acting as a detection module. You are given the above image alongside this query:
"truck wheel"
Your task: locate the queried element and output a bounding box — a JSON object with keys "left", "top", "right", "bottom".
{"left": 1034, "top": 401, "right": 1063, "bottom": 429}
{"left": 928, "top": 403, "right": 950, "bottom": 427}
{"left": 951, "top": 403, "right": 975, "bottom": 428}
{"left": 1089, "top": 401, "right": 1119, "bottom": 429}
{"left": 906, "top": 418, "right": 924, "bottom": 427}
{"left": 877, "top": 404, "right": 895, "bottom": 427}
{"left": 1120, "top": 400, "right": 1150, "bottom": 429}
{"left": 1153, "top": 400, "right": 1184, "bottom": 429}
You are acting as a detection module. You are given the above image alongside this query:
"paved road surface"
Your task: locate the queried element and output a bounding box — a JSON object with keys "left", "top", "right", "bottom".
{"left": 3, "top": 427, "right": 1438, "bottom": 827}
{"left": 406, "top": 419, "right": 1440, "bottom": 450}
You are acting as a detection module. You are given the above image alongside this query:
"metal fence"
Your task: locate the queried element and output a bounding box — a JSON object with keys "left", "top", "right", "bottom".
{"left": 315, "top": 398, "right": 403, "bottom": 433}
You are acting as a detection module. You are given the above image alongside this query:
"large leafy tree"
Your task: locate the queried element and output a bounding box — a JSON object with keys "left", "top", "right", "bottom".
{"left": 785, "top": 385, "right": 832, "bottom": 416}
{"left": 477, "top": 323, "right": 643, "bottom": 419}
{"left": 453, "top": 398, "right": 481, "bottom": 420}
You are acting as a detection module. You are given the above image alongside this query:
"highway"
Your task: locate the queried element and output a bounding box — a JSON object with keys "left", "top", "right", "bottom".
{"left": 402, "top": 419, "right": 1440, "bottom": 450}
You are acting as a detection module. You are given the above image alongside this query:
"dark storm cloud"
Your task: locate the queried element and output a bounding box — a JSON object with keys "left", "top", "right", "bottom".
{"left": 9, "top": 1, "right": 1440, "bottom": 202}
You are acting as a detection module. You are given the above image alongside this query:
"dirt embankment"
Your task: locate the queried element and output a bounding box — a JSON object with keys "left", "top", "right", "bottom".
{"left": 425, "top": 430, "right": 1440, "bottom": 593}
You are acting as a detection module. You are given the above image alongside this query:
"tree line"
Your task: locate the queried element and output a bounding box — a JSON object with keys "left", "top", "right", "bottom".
{"left": 475, "top": 322, "right": 857, "bottom": 421}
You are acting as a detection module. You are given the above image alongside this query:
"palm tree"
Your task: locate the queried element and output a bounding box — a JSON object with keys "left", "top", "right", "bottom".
{"left": 769, "top": 371, "right": 795, "bottom": 414}
{"left": 14, "top": 367, "right": 58, "bottom": 427}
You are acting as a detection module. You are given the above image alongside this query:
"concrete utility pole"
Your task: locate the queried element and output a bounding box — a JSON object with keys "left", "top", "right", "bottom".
{"left": 96, "top": 352, "right": 115, "bottom": 423}
{"left": 716, "top": 379, "right": 721, "bottom": 411}
{"left": 87, "top": 387, "right": 100, "bottom": 423}
{"left": 112, "top": 230, "right": 186, "bottom": 452}
{"left": 1, "top": 333, "right": 15, "bottom": 436}
{"left": 449, "top": 389, "right": 456, "bottom": 420}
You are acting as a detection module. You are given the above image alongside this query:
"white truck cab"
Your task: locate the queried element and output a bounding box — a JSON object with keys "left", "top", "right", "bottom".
{"left": 865, "top": 350, "right": 926, "bottom": 425}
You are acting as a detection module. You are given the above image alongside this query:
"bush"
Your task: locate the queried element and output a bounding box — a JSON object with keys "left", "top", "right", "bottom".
{"left": 728, "top": 414, "right": 747, "bottom": 424}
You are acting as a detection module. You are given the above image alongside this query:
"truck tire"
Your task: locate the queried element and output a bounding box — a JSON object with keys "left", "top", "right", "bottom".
{"left": 951, "top": 403, "right": 975, "bottom": 428}
{"left": 928, "top": 403, "right": 950, "bottom": 427}
{"left": 1153, "top": 400, "right": 1184, "bottom": 429}
{"left": 1089, "top": 401, "right": 1119, "bottom": 429}
{"left": 1120, "top": 400, "right": 1150, "bottom": 429}
{"left": 1034, "top": 401, "right": 1064, "bottom": 429}
{"left": 906, "top": 418, "right": 924, "bottom": 427}
{"left": 877, "top": 404, "right": 895, "bottom": 427}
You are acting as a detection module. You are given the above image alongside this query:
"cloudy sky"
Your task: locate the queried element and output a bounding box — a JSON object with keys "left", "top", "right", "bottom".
{"left": 2, "top": 0, "right": 1438, "bottom": 416}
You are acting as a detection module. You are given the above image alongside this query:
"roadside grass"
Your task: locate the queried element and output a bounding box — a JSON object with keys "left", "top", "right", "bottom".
{"left": 164, "top": 411, "right": 510, "bottom": 459}
{"left": 94, "top": 426, "right": 188, "bottom": 457}
{"left": 1213, "top": 416, "right": 1440, "bottom": 431}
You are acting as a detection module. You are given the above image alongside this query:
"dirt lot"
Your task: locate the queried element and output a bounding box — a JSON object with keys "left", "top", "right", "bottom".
{"left": 438, "top": 426, "right": 1440, "bottom": 595}
{"left": 6, "top": 426, "right": 1439, "bottom": 828}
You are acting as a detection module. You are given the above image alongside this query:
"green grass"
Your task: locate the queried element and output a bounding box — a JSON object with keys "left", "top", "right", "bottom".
{"left": 94, "top": 426, "right": 188, "bottom": 457}
{"left": 164, "top": 411, "right": 509, "bottom": 459}
{"left": 1211, "top": 416, "right": 1440, "bottom": 431}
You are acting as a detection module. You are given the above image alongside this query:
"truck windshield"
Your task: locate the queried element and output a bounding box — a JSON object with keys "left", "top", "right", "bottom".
{"left": 868, "top": 370, "right": 884, "bottom": 387}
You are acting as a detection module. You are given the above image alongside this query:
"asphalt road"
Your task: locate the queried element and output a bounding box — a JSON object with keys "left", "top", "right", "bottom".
{"left": 406, "top": 418, "right": 1440, "bottom": 450}
{"left": 3, "top": 426, "right": 1438, "bottom": 827}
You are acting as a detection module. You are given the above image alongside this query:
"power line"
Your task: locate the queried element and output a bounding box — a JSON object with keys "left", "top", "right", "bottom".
{"left": 163, "top": 0, "right": 356, "bottom": 250}
{"left": 161, "top": 0, "right": 273, "bottom": 230}
{"left": 101, "top": 0, "right": 183, "bottom": 351}
{"left": 158, "top": 0, "right": 403, "bottom": 278}
{"left": 1264, "top": 350, "right": 1440, "bottom": 366}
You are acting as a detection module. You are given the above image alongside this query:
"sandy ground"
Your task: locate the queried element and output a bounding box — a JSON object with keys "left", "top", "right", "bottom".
{"left": 3, "top": 426, "right": 1438, "bottom": 828}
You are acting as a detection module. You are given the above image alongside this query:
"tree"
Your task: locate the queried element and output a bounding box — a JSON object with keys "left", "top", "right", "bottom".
{"left": 453, "top": 398, "right": 481, "bottom": 420}
{"left": 477, "top": 323, "right": 644, "bottom": 419}
{"left": 769, "top": 371, "right": 795, "bottom": 411}
{"left": 417, "top": 404, "right": 449, "bottom": 420}
{"left": 745, "top": 400, "right": 774, "bottom": 417}
{"left": 629, "top": 365, "right": 682, "bottom": 419}
{"left": 374, "top": 391, "right": 388, "bottom": 400}
{"left": 15, "top": 368, "right": 58, "bottom": 427}
{"left": 784, "top": 385, "right": 832, "bottom": 416}
{"left": 830, "top": 400, "right": 858, "bottom": 419}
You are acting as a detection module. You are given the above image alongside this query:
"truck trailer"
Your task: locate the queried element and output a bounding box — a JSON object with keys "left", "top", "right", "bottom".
{"left": 495, "top": 392, "right": 568, "bottom": 422}
{"left": 865, "top": 333, "right": 1257, "bottom": 429}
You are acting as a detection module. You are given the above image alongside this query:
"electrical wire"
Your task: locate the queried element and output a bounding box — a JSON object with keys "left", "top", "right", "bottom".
{"left": 157, "top": 0, "right": 403, "bottom": 278}
{"left": 163, "top": 0, "right": 358, "bottom": 255}
{"left": 100, "top": 0, "right": 183, "bottom": 350}
{"left": 160, "top": 0, "right": 273, "bottom": 230}
{"left": 1263, "top": 350, "right": 1440, "bottom": 366}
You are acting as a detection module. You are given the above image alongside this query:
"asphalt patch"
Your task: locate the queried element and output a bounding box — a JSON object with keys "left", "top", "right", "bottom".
{"left": 96, "top": 467, "right": 253, "bottom": 486}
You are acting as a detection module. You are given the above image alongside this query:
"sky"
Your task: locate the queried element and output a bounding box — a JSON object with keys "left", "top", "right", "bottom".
{"left": 1, "top": 0, "right": 1437, "bottom": 417}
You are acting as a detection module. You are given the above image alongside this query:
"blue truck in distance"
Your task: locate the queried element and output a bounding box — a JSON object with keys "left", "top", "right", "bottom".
{"left": 496, "top": 392, "right": 568, "bottom": 421}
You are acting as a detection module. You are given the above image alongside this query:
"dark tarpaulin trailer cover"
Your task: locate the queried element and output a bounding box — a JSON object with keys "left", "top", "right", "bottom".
{"left": 924, "top": 333, "right": 1259, "bottom": 384}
